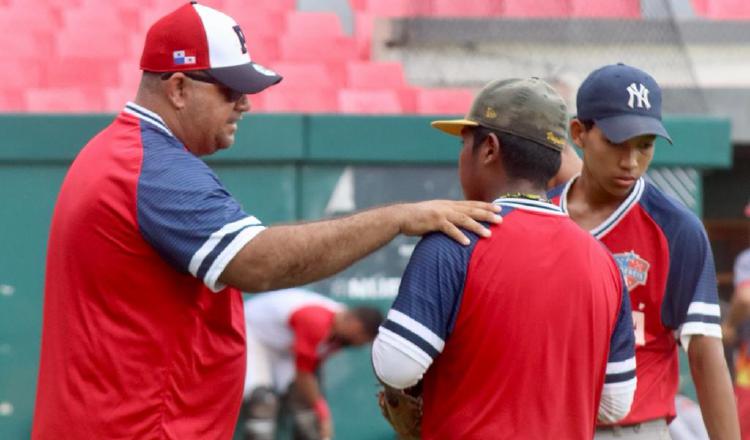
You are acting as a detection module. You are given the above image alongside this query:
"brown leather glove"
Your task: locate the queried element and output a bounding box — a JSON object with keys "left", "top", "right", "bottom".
{"left": 377, "top": 383, "right": 422, "bottom": 440}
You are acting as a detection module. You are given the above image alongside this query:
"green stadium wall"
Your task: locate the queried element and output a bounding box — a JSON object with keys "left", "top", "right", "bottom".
{"left": 0, "top": 114, "right": 731, "bottom": 439}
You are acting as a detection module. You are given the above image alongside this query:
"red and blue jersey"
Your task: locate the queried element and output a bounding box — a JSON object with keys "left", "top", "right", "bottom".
{"left": 379, "top": 198, "right": 635, "bottom": 439}
{"left": 33, "top": 103, "right": 264, "bottom": 439}
{"left": 549, "top": 177, "right": 722, "bottom": 425}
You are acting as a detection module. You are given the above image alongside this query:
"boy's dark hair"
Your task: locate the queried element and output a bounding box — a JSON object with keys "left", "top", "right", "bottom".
{"left": 471, "top": 126, "right": 562, "bottom": 188}
{"left": 351, "top": 306, "right": 384, "bottom": 339}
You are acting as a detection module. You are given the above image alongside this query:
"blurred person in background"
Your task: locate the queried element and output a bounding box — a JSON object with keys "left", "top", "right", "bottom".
{"left": 239, "top": 288, "right": 382, "bottom": 440}
{"left": 721, "top": 200, "right": 750, "bottom": 440}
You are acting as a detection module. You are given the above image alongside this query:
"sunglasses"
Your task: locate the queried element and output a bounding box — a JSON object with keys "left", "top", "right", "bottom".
{"left": 161, "top": 71, "right": 245, "bottom": 102}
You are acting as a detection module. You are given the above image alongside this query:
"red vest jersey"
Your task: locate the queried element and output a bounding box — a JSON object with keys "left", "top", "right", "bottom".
{"left": 33, "top": 103, "right": 264, "bottom": 439}
{"left": 379, "top": 198, "right": 635, "bottom": 439}
{"left": 550, "top": 177, "right": 722, "bottom": 425}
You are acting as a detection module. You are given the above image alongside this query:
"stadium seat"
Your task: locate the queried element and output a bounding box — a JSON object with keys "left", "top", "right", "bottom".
{"left": 349, "top": 0, "right": 367, "bottom": 12}
{"left": 246, "top": 37, "right": 281, "bottom": 64}
{"left": 259, "top": 88, "right": 338, "bottom": 113}
{"left": 25, "top": 87, "right": 104, "bottom": 113}
{"left": 699, "top": 0, "right": 750, "bottom": 19}
{"left": 223, "top": 0, "right": 294, "bottom": 13}
{"left": 8, "top": 0, "right": 81, "bottom": 9}
{"left": 55, "top": 28, "right": 134, "bottom": 59}
{"left": 0, "top": 90, "right": 26, "bottom": 112}
{"left": 431, "top": 0, "right": 504, "bottom": 17}
{"left": 225, "top": 10, "right": 286, "bottom": 38}
{"left": 415, "top": 88, "right": 475, "bottom": 115}
{"left": 345, "top": 62, "right": 407, "bottom": 89}
{"left": 42, "top": 57, "right": 121, "bottom": 89}
{"left": 104, "top": 86, "right": 138, "bottom": 112}
{"left": 279, "top": 36, "right": 359, "bottom": 63}
{"left": 0, "top": 59, "right": 44, "bottom": 91}
{"left": 62, "top": 7, "right": 140, "bottom": 33}
{"left": 286, "top": 11, "right": 345, "bottom": 37}
{"left": 268, "top": 62, "right": 337, "bottom": 90}
{"left": 363, "top": 0, "right": 431, "bottom": 17}
{"left": 338, "top": 89, "right": 403, "bottom": 114}
{"left": 353, "top": 12, "right": 375, "bottom": 59}
{"left": 0, "top": 32, "right": 54, "bottom": 58}
{"left": 0, "top": 7, "right": 60, "bottom": 32}
{"left": 503, "top": 0, "right": 571, "bottom": 18}
{"left": 570, "top": 0, "right": 640, "bottom": 18}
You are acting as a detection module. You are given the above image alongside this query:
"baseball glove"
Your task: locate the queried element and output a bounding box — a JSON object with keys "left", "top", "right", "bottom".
{"left": 377, "top": 382, "right": 422, "bottom": 440}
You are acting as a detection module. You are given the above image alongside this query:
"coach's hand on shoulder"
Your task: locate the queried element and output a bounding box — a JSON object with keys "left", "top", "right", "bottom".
{"left": 395, "top": 200, "right": 502, "bottom": 245}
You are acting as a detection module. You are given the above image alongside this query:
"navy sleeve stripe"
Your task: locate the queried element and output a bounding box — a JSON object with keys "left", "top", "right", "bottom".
{"left": 605, "top": 370, "right": 636, "bottom": 384}
{"left": 685, "top": 314, "right": 721, "bottom": 325}
{"left": 203, "top": 225, "right": 265, "bottom": 292}
{"left": 188, "top": 216, "right": 262, "bottom": 276}
{"left": 382, "top": 320, "right": 440, "bottom": 359}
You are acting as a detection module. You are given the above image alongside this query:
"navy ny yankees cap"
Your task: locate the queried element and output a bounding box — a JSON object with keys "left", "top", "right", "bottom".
{"left": 140, "top": 2, "right": 282, "bottom": 94}
{"left": 576, "top": 63, "right": 672, "bottom": 144}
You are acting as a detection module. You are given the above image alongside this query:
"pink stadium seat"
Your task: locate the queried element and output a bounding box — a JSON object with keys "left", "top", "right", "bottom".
{"left": 43, "top": 57, "right": 121, "bottom": 89}
{"left": 353, "top": 12, "right": 375, "bottom": 56}
{"left": 285, "top": 11, "right": 345, "bottom": 37}
{"left": 223, "top": 0, "right": 294, "bottom": 13}
{"left": 62, "top": 8, "right": 140, "bottom": 33}
{"left": 431, "top": 0, "right": 504, "bottom": 17}
{"left": 364, "top": 0, "right": 431, "bottom": 17}
{"left": 25, "top": 87, "right": 105, "bottom": 113}
{"left": 104, "top": 86, "right": 138, "bottom": 112}
{"left": 345, "top": 62, "right": 407, "bottom": 89}
{"left": 349, "top": 0, "right": 367, "bottom": 11}
{"left": 503, "top": 0, "right": 571, "bottom": 18}
{"left": 570, "top": 0, "right": 640, "bottom": 18}
{"left": 699, "top": 0, "right": 750, "bottom": 19}
{"left": 55, "top": 28, "right": 134, "bottom": 59}
{"left": 0, "top": 32, "right": 54, "bottom": 57}
{"left": 280, "top": 36, "right": 359, "bottom": 63}
{"left": 0, "top": 59, "right": 44, "bottom": 91}
{"left": 258, "top": 88, "right": 338, "bottom": 113}
{"left": 0, "top": 7, "right": 60, "bottom": 32}
{"left": 246, "top": 36, "right": 281, "bottom": 64}
{"left": 691, "top": 0, "right": 709, "bottom": 16}
{"left": 224, "top": 10, "right": 286, "bottom": 38}
{"left": 0, "top": 90, "right": 26, "bottom": 112}
{"left": 338, "top": 89, "right": 403, "bottom": 114}
{"left": 268, "top": 62, "right": 337, "bottom": 89}
{"left": 8, "top": 0, "right": 81, "bottom": 8}
{"left": 415, "top": 88, "right": 475, "bottom": 115}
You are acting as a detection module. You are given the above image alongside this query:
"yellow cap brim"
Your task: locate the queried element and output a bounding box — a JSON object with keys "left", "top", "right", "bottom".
{"left": 430, "top": 119, "right": 479, "bottom": 136}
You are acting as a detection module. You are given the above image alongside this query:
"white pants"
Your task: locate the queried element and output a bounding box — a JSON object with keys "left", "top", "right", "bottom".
{"left": 243, "top": 329, "right": 296, "bottom": 398}
{"left": 595, "top": 419, "right": 671, "bottom": 440}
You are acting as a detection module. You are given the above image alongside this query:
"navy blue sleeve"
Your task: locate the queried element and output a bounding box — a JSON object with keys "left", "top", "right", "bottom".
{"left": 377, "top": 230, "right": 478, "bottom": 367}
{"left": 137, "top": 127, "right": 264, "bottom": 292}
{"left": 604, "top": 277, "right": 637, "bottom": 389}
{"left": 642, "top": 185, "right": 721, "bottom": 343}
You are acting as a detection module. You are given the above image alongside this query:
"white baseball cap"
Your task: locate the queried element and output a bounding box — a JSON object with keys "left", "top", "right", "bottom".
{"left": 140, "top": 1, "right": 282, "bottom": 94}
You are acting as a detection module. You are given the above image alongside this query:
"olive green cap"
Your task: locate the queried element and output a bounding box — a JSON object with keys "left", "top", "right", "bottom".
{"left": 431, "top": 77, "right": 568, "bottom": 152}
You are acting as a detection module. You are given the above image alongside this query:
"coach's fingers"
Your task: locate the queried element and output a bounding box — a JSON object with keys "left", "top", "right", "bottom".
{"left": 440, "top": 221, "right": 471, "bottom": 246}
{"left": 459, "top": 200, "right": 503, "bottom": 224}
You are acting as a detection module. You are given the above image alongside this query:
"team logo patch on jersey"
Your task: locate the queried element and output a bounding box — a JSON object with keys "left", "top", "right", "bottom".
{"left": 613, "top": 251, "right": 650, "bottom": 290}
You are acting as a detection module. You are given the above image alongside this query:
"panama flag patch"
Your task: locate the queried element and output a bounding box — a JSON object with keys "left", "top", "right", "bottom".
{"left": 613, "top": 251, "right": 650, "bottom": 291}
{"left": 173, "top": 50, "right": 196, "bottom": 65}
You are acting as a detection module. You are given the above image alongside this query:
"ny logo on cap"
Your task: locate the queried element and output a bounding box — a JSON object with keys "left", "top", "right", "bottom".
{"left": 626, "top": 83, "right": 651, "bottom": 109}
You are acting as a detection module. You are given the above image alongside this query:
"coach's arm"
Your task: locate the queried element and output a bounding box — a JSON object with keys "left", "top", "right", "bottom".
{"left": 220, "top": 200, "right": 501, "bottom": 293}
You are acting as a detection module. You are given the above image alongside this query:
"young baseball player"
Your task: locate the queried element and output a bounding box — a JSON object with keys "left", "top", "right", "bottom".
{"left": 549, "top": 63, "right": 740, "bottom": 439}
{"left": 372, "top": 78, "right": 637, "bottom": 439}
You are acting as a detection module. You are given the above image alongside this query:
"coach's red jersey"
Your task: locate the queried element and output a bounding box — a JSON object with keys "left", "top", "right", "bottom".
{"left": 380, "top": 198, "right": 635, "bottom": 439}
{"left": 33, "top": 103, "right": 265, "bottom": 439}
{"left": 550, "top": 177, "right": 722, "bottom": 425}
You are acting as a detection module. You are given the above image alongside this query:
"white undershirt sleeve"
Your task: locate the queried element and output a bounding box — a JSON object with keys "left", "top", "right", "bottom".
{"left": 372, "top": 336, "right": 430, "bottom": 389}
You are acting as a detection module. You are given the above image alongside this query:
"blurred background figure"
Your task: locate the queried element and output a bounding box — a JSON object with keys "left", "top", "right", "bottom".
{"left": 721, "top": 199, "right": 750, "bottom": 440}
{"left": 240, "top": 288, "right": 382, "bottom": 440}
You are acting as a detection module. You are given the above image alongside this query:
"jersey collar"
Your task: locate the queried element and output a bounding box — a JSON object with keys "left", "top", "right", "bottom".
{"left": 559, "top": 174, "right": 645, "bottom": 239}
{"left": 493, "top": 197, "right": 567, "bottom": 216}
{"left": 123, "top": 102, "right": 175, "bottom": 138}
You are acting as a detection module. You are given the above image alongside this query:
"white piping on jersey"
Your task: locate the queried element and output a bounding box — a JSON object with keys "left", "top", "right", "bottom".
{"left": 686, "top": 301, "right": 721, "bottom": 317}
{"left": 204, "top": 224, "right": 266, "bottom": 292}
{"left": 123, "top": 102, "right": 175, "bottom": 137}
{"left": 387, "top": 309, "right": 446, "bottom": 353}
{"left": 376, "top": 326, "right": 434, "bottom": 368}
{"left": 189, "top": 216, "right": 263, "bottom": 278}
{"left": 559, "top": 175, "right": 645, "bottom": 239}
{"left": 493, "top": 197, "right": 567, "bottom": 216}
{"left": 605, "top": 357, "right": 636, "bottom": 375}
